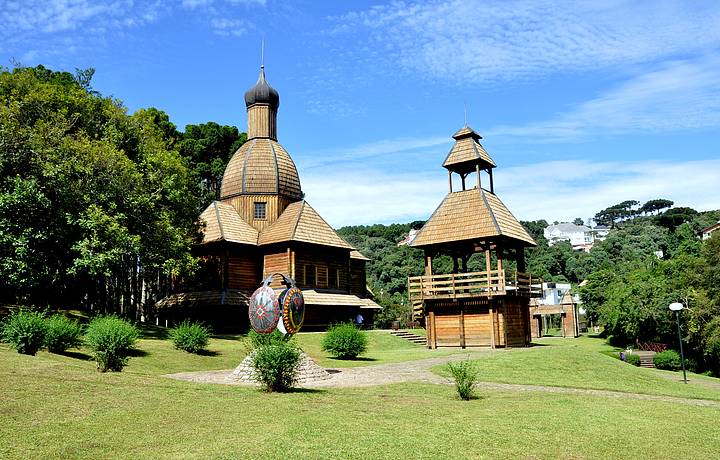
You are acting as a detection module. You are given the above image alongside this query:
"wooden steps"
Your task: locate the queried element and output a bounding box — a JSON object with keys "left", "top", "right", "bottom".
{"left": 635, "top": 351, "right": 656, "bottom": 368}
{"left": 390, "top": 330, "right": 427, "bottom": 346}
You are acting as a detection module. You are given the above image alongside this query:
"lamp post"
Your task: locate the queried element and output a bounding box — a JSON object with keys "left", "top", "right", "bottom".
{"left": 668, "top": 302, "right": 688, "bottom": 383}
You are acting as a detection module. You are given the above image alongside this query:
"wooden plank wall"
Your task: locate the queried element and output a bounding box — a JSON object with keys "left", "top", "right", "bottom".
{"left": 227, "top": 256, "right": 259, "bottom": 291}
{"left": 426, "top": 298, "right": 531, "bottom": 348}
{"left": 263, "top": 251, "right": 289, "bottom": 288}
{"left": 293, "top": 248, "right": 349, "bottom": 291}
{"left": 349, "top": 260, "right": 366, "bottom": 297}
{"left": 223, "top": 195, "right": 295, "bottom": 232}
{"left": 247, "top": 105, "right": 277, "bottom": 140}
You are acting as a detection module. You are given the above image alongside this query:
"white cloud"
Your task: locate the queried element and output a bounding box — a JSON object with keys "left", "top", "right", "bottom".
{"left": 210, "top": 17, "right": 251, "bottom": 37}
{"left": 301, "top": 158, "right": 720, "bottom": 227}
{"left": 327, "top": 0, "right": 720, "bottom": 85}
{"left": 489, "top": 57, "right": 720, "bottom": 141}
{"left": 301, "top": 135, "right": 448, "bottom": 168}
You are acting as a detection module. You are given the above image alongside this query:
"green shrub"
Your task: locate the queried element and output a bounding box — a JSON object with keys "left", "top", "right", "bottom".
{"left": 1, "top": 309, "right": 47, "bottom": 355}
{"left": 654, "top": 350, "right": 682, "bottom": 371}
{"left": 321, "top": 322, "right": 368, "bottom": 359}
{"left": 624, "top": 353, "right": 641, "bottom": 366}
{"left": 44, "top": 315, "right": 83, "bottom": 353}
{"left": 248, "top": 329, "right": 287, "bottom": 348}
{"left": 251, "top": 342, "right": 301, "bottom": 392}
{"left": 447, "top": 360, "right": 480, "bottom": 401}
{"left": 84, "top": 316, "right": 139, "bottom": 372}
{"left": 169, "top": 320, "right": 210, "bottom": 353}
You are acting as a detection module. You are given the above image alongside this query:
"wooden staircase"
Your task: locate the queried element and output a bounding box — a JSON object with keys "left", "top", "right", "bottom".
{"left": 390, "top": 330, "right": 427, "bottom": 346}
{"left": 636, "top": 351, "right": 656, "bottom": 368}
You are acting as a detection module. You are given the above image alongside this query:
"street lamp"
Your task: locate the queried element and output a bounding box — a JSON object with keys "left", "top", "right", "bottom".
{"left": 668, "top": 302, "right": 688, "bottom": 383}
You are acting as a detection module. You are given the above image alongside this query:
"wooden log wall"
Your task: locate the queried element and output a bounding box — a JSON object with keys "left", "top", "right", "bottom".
{"left": 263, "top": 251, "right": 290, "bottom": 288}
{"left": 227, "top": 255, "right": 259, "bottom": 291}
{"left": 349, "top": 259, "right": 366, "bottom": 297}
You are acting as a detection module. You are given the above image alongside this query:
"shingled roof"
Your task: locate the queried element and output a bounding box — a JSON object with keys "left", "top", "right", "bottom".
{"left": 442, "top": 126, "right": 496, "bottom": 172}
{"left": 411, "top": 188, "right": 536, "bottom": 248}
{"left": 258, "top": 200, "right": 353, "bottom": 249}
{"left": 199, "top": 201, "right": 259, "bottom": 245}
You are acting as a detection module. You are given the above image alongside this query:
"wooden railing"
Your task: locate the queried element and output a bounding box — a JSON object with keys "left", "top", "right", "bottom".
{"left": 408, "top": 270, "right": 542, "bottom": 302}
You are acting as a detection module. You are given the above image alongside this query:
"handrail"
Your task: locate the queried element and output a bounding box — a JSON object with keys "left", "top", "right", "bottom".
{"left": 408, "top": 269, "right": 542, "bottom": 302}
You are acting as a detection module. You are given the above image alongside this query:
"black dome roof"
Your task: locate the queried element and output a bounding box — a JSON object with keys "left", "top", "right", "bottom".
{"left": 244, "top": 66, "right": 279, "bottom": 109}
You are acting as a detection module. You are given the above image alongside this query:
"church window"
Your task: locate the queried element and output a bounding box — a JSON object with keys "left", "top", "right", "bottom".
{"left": 254, "top": 202, "right": 266, "bottom": 219}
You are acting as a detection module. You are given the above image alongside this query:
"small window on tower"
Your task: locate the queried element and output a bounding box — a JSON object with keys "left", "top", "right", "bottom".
{"left": 254, "top": 202, "right": 266, "bottom": 219}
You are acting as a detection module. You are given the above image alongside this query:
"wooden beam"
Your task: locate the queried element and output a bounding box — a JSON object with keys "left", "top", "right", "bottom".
{"left": 448, "top": 170, "right": 453, "bottom": 193}
{"left": 490, "top": 306, "right": 496, "bottom": 349}
{"left": 459, "top": 306, "right": 466, "bottom": 349}
{"left": 476, "top": 164, "right": 481, "bottom": 190}
{"left": 489, "top": 168, "right": 494, "bottom": 193}
{"left": 425, "top": 252, "right": 433, "bottom": 276}
{"left": 429, "top": 311, "right": 436, "bottom": 349}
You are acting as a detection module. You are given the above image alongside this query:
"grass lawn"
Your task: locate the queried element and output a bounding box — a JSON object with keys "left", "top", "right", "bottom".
{"left": 294, "top": 330, "right": 458, "bottom": 368}
{"left": 1, "top": 332, "right": 719, "bottom": 459}
{"left": 433, "top": 335, "right": 720, "bottom": 401}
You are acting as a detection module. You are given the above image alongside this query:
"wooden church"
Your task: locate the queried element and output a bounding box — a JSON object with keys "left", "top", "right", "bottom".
{"left": 408, "top": 126, "right": 542, "bottom": 348}
{"left": 156, "top": 65, "right": 379, "bottom": 329}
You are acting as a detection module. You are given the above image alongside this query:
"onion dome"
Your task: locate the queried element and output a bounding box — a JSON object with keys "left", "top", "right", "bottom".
{"left": 220, "top": 137, "right": 302, "bottom": 200}
{"left": 244, "top": 65, "right": 279, "bottom": 109}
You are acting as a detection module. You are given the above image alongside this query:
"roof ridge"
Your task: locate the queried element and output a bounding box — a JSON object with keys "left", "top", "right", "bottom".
{"left": 302, "top": 201, "right": 355, "bottom": 250}
{"left": 410, "top": 193, "right": 451, "bottom": 247}
{"left": 479, "top": 188, "right": 502, "bottom": 236}
{"left": 290, "top": 200, "right": 305, "bottom": 239}
{"left": 269, "top": 140, "right": 280, "bottom": 194}
{"left": 241, "top": 138, "right": 257, "bottom": 194}
{"left": 212, "top": 201, "right": 225, "bottom": 240}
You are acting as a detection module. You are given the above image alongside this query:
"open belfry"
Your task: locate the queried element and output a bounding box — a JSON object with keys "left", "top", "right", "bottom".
{"left": 409, "top": 126, "right": 542, "bottom": 348}
{"left": 157, "top": 65, "right": 379, "bottom": 328}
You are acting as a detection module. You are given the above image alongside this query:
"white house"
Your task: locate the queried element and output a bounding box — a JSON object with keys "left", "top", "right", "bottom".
{"left": 544, "top": 223, "right": 593, "bottom": 248}
{"left": 702, "top": 221, "right": 720, "bottom": 241}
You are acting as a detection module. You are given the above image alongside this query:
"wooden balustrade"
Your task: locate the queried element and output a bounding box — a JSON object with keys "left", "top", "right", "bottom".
{"left": 408, "top": 270, "right": 542, "bottom": 302}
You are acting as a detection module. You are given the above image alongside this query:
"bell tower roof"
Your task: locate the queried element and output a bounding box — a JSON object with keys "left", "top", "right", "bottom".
{"left": 442, "top": 125, "right": 496, "bottom": 174}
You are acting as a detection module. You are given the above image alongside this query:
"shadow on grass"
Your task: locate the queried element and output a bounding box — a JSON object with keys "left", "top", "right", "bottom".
{"left": 329, "top": 356, "right": 377, "bottom": 362}
{"left": 196, "top": 349, "right": 220, "bottom": 357}
{"left": 211, "top": 333, "right": 244, "bottom": 340}
{"left": 57, "top": 350, "right": 93, "bottom": 361}
{"left": 139, "top": 324, "right": 169, "bottom": 340}
{"left": 128, "top": 348, "right": 150, "bottom": 357}
{"left": 287, "top": 387, "right": 327, "bottom": 394}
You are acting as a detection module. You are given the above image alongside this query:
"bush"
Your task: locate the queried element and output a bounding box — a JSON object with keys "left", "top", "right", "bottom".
{"left": 1, "top": 309, "right": 47, "bottom": 355}
{"left": 44, "top": 314, "right": 83, "bottom": 353}
{"left": 169, "top": 320, "right": 210, "bottom": 353}
{"left": 321, "top": 323, "right": 368, "bottom": 359}
{"left": 624, "top": 353, "right": 641, "bottom": 366}
{"left": 251, "top": 342, "right": 301, "bottom": 392}
{"left": 654, "top": 350, "right": 682, "bottom": 371}
{"left": 84, "top": 316, "right": 139, "bottom": 372}
{"left": 447, "top": 360, "right": 480, "bottom": 400}
{"left": 248, "top": 329, "right": 287, "bottom": 348}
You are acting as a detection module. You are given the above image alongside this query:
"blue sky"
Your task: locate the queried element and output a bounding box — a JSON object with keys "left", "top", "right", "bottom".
{"left": 2, "top": 0, "right": 719, "bottom": 227}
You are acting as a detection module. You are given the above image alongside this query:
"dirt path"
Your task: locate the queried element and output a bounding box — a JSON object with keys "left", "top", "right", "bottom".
{"left": 163, "top": 352, "right": 720, "bottom": 408}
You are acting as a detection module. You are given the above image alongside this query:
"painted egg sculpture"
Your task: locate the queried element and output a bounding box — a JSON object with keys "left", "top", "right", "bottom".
{"left": 278, "top": 286, "right": 304, "bottom": 335}
{"left": 248, "top": 285, "right": 280, "bottom": 334}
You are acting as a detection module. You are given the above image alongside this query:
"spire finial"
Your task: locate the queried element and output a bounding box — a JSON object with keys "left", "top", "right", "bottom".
{"left": 261, "top": 38, "right": 265, "bottom": 69}
{"left": 463, "top": 102, "right": 468, "bottom": 127}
